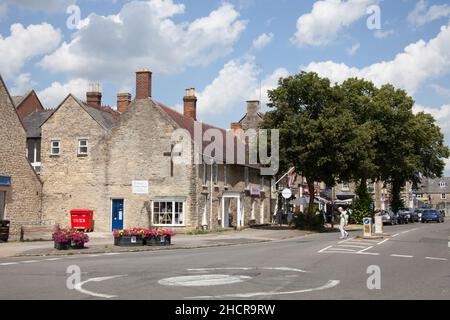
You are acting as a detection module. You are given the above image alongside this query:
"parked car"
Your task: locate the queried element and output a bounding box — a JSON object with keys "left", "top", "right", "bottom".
{"left": 381, "top": 210, "right": 398, "bottom": 225}
{"left": 397, "top": 210, "right": 410, "bottom": 224}
{"left": 421, "top": 209, "right": 445, "bottom": 223}
{"left": 398, "top": 208, "right": 416, "bottom": 223}
{"left": 414, "top": 209, "right": 424, "bottom": 222}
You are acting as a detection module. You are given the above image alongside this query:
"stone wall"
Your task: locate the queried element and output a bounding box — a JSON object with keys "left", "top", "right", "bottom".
{"left": 0, "top": 77, "right": 42, "bottom": 237}
{"left": 40, "top": 95, "right": 108, "bottom": 230}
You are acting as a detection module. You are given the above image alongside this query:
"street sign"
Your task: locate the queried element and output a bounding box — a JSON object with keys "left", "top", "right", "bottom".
{"left": 282, "top": 188, "right": 292, "bottom": 199}
{"left": 363, "top": 217, "right": 372, "bottom": 237}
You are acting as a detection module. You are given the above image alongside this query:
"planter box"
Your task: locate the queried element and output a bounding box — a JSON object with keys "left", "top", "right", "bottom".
{"left": 54, "top": 242, "right": 70, "bottom": 250}
{"left": 71, "top": 243, "right": 85, "bottom": 250}
{"left": 114, "top": 235, "right": 144, "bottom": 247}
{"left": 146, "top": 235, "right": 171, "bottom": 246}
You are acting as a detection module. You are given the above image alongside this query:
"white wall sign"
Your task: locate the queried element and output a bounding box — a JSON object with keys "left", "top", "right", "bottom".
{"left": 132, "top": 181, "right": 149, "bottom": 194}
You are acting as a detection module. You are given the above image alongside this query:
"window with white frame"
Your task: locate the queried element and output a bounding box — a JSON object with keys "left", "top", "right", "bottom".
{"left": 27, "top": 139, "right": 41, "bottom": 174}
{"left": 441, "top": 194, "right": 447, "bottom": 200}
{"left": 51, "top": 140, "right": 60, "bottom": 155}
{"left": 244, "top": 167, "right": 249, "bottom": 188}
{"left": 439, "top": 182, "right": 448, "bottom": 188}
{"left": 78, "top": 139, "right": 88, "bottom": 155}
{"left": 152, "top": 201, "right": 184, "bottom": 226}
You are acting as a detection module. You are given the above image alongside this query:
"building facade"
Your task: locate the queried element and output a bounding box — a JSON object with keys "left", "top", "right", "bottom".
{"left": 37, "top": 70, "right": 272, "bottom": 232}
{"left": 0, "top": 76, "right": 43, "bottom": 237}
{"left": 414, "top": 178, "right": 450, "bottom": 214}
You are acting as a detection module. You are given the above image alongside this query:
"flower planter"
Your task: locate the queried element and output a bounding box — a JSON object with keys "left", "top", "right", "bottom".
{"left": 114, "top": 235, "right": 144, "bottom": 247}
{"left": 54, "top": 242, "right": 70, "bottom": 250}
{"left": 71, "top": 243, "right": 85, "bottom": 250}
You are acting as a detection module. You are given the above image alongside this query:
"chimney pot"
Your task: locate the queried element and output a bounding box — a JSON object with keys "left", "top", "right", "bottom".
{"left": 86, "top": 82, "right": 102, "bottom": 108}
{"left": 117, "top": 92, "right": 132, "bottom": 113}
{"left": 183, "top": 88, "right": 197, "bottom": 120}
{"left": 136, "top": 70, "right": 152, "bottom": 99}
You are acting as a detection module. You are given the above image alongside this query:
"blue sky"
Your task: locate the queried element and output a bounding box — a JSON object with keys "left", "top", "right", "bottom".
{"left": 1, "top": 0, "right": 450, "bottom": 174}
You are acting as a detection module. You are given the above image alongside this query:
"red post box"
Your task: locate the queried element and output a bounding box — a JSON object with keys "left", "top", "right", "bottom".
{"left": 70, "top": 209, "right": 94, "bottom": 232}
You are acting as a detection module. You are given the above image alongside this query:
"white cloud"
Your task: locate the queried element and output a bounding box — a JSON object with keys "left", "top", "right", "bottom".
{"left": 346, "top": 42, "right": 360, "bottom": 55}
{"left": 252, "top": 32, "right": 274, "bottom": 50}
{"left": 39, "top": 0, "right": 246, "bottom": 82}
{"left": 9, "top": 73, "right": 36, "bottom": 96}
{"left": 37, "top": 78, "right": 89, "bottom": 108}
{"left": 0, "top": 23, "right": 62, "bottom": 80}
{"left": 374, "top": 29, "right": 394, "bottom": 39}
{"left": 194, "top": 56, "right": 288, "bottom": 117}
{"left": 408, "top": 0, "right": 450, "bottom": 27}
{"left": 303, "top": 21, "right": 450, "bottom": 94}
{"left": 291, "top": 0, "right": 378, "bottom": 47}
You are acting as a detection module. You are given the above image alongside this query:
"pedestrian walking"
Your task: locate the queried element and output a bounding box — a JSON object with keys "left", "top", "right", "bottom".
{"left": 338, "top": 207, "right": 349, "bottom": 239}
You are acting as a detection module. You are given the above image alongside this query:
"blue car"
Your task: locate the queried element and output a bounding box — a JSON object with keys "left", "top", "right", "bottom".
{"left": 421, "top": 209, "right": 445, "bottom": 223}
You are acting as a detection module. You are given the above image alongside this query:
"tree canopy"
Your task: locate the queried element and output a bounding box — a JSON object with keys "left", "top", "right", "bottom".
{"left": 260, "top": 71, "right": 449, "bottom": 218}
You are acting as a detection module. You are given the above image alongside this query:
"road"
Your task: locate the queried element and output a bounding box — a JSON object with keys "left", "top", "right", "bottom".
{"left": 0, "top": 221, "right": 449, "bottom": 300}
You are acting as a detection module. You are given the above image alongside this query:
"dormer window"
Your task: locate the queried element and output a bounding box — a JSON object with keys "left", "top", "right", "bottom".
{"left": 439, "top": 181, "right": 447, "bottom": 188}
{"left": 51, "top": 140, "right": 60, "bottom": 155}
{"left": 78, "top": 139, "right": 88, "bottom": 156}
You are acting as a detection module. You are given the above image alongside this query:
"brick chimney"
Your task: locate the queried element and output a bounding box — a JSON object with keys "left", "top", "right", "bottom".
{"left": 86, "top": 82, "right": 102, "bottom": 108}
{"left": 136, "top": 70, "right": 152, "bottom": 99}
{"left": 246, "top": 100, "right": 260, "bottom": 115}
{"left": 117, "top": 93, "right": 131, "bottom": 113}
{"left": 183, "top": 88, "right": 197, "bottom": 120}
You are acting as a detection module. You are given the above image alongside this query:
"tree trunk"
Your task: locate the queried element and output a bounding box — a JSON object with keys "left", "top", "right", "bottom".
{"left": 390, "top": 179, "right": 404, "bottom": 213}
{"left": 306, "top": 178, "right": 315, "bottom": 216}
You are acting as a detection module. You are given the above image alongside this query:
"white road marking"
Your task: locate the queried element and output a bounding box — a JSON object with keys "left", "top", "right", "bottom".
{"left": 187, "top": 280, "right": 340, "bottom": 299}
{"left": 0, "top": 262, "right": 18, "bottom": 266}
{"left": 377, "top": 239, "right": 389, "bottom": 245}
{"left": 21, "top": 260, "right": 38, "bottom": 263}
{"left": 159, "top": 274, "right": 252, "bottom": 287}
{"left": 390, "top": 254, "right": 414, "bottom": 258}
{"left": 425, "top": 257, "right": 448, "bottom": 261}
{"left": 74, "top": 275, "right": 127, "bottom": 299}
{"left": 318, "top": 246, "right": 333, "bottom": 253}
{"left": 323, "top": 251, "right": 380, "bottom": 256}
{"left": 188, "top": 267, "right": 308, "bottom": 273}
{"left": 337, "top": 245, "right": 367, "bottom": 249}
{"left": 356, "top": 252, "right": 380, "bottom": 256}
{"left": 392, "top": 233, "right": 400, "bottom": 238}
{"left": 45, "top": 258, "right": 63, "bottom": 261}
{"left": 103, "top": 253, "right": 120, "bottom": 256}
{"left": 358, "top": 246, "right": 374, "bottom": 253}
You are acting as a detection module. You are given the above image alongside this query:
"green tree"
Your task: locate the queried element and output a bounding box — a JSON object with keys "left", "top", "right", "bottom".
{"left": 373, "top": 85, "right": 450, "bottom": 212}
{"left": 260, "top": 72, "right": 362, "bottom": 218}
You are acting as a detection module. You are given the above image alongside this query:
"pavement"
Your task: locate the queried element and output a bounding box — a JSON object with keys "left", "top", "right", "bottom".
{"left": 1, "top": 221, "right": 447, "bottom": 300}
{"left": 0, "top": 227, "right": 316, "bottom": 258}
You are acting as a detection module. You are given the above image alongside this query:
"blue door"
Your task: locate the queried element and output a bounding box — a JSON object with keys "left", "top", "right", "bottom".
{"left": 112, "top": 199, "right": 124, "bottom": 231}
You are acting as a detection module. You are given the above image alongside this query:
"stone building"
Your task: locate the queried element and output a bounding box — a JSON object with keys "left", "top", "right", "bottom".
{"left": 12, "top": 90, "right": 45, "bottom": 120}
{"left": 39, "top": 70, "right": 272, "bottom": 232}
{"left": 0, "top": 76, "right": 43, "bottom": 236}
{"left": 414, "top": 178, "right": 450, "bottom": 214}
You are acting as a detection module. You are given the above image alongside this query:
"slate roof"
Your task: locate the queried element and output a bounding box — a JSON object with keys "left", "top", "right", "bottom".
{"left": 22, "top": 110, "right": 55, "bottom": 138}
{"left": 415, "top": 177, "right": 450, "bottom": 194}
{"left": 155, "top": 100, "right": 259, "bottom": 169}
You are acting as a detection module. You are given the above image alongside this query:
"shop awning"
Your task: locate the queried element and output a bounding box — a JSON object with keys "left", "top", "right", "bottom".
{"left": 336, "top": 194, "right": 355, "bottom": 201}
{"left": 0, "top": 176, "right": 11, "bottom": 187}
